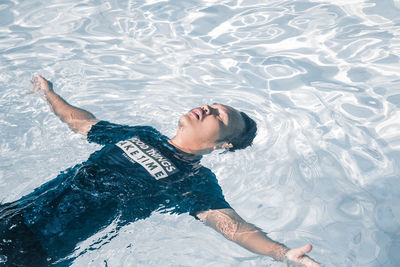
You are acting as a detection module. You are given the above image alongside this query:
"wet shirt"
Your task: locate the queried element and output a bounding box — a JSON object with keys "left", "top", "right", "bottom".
{"left": 19, "top": 121, "right": 231, "bottom": 259}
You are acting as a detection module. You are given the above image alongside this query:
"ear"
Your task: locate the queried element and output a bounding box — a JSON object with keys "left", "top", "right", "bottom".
{"left": 215, "top": 142, "right": 233, "bottom": 150}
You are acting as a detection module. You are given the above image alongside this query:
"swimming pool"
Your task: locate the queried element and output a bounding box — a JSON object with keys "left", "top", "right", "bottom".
{"left": 1, "top": 0, "right": 399, "bottom": 266}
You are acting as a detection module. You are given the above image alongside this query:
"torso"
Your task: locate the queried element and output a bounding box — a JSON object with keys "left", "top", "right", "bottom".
{"left": 17, "top": 121, "right": 231, "bottom": 261}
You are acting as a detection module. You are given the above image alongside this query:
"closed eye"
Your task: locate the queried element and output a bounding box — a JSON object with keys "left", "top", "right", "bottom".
{"left": 212, "top": 103, "right": 228, "bottom": 125}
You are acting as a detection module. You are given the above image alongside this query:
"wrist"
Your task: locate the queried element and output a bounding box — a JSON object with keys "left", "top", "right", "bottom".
{"left": 276, "top": 246, "right": 289, "bottom": 262}
{"left": 44, "top": 91, "right": 58, "bottom": 104}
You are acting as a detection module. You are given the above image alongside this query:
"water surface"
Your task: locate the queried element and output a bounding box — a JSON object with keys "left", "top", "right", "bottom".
{"left": 1, "top": 0, "right": 400, "bottom": 266}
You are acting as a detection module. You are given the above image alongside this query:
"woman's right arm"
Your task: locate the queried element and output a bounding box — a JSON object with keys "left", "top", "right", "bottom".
{"left": 32, "top": 75, "right": 99, "bottom": 135}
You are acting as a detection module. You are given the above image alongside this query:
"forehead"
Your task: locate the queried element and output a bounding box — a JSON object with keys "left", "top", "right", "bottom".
{"left": 213, "top": 103, "right": 239, "bottom": 117}
{"left": 213, "top": 103, "right": 245, "bottom": 128}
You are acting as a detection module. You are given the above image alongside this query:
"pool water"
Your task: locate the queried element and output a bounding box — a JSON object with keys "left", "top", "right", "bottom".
{"left": 1, "top": 0, "right": 400, "bottom": 266}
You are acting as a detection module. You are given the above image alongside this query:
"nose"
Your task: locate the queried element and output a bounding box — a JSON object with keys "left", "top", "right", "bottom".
{"left": 201, "top": 105, "right": 212, "bottom": 115}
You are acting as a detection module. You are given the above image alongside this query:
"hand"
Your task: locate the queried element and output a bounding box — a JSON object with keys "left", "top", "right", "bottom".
{"left": 283, "top": 244, "right": 322, "bottom": 267}
{"left": 29, "top": 75, "right": 53, "bottom": 97}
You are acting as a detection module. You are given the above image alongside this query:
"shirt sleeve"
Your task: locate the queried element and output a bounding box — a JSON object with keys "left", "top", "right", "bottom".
{"left": 187, "top": 167, "right": 231, "bottom": 218}
{"left": 87, "top": 121, "right": 156, "bottom": 145}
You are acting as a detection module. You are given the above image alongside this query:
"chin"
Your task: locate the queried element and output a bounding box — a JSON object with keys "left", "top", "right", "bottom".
{"left": 178, "top": 115, "right": 188, "bottom": 129}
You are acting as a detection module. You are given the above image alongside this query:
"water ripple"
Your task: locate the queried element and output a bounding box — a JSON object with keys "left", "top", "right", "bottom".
{"left": 1, "top": 0, "right": 400, "bottom": 266}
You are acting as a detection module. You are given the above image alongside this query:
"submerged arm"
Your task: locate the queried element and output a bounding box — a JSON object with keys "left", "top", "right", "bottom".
{"left": 197, "top": 208, "right": 322, "bottom": 267}
{"left": 32, "top": 75, "right": 99, "bottom": 135}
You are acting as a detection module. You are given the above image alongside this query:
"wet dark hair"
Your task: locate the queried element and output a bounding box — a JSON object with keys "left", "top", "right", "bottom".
{"left": 226, "top": 111, "right": 257, "bottom": 152}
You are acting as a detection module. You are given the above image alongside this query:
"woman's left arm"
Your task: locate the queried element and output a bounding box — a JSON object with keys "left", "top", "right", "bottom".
{"left": 196, "top": 208, "right": 322, "bottom": 267}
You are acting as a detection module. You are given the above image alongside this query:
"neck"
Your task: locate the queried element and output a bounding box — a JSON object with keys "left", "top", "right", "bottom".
{"left": 168, "top": 136, "right": 214, "bottom": 156}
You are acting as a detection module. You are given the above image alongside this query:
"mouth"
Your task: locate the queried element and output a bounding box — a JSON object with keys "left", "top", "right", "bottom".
{"left": 191, "top": 108, "right": 203, "bottom": 120}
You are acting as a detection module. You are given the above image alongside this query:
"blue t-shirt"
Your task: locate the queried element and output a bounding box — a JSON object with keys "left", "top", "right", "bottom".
{"left": 19, "top": 121, "right": 231, "bottom": 260}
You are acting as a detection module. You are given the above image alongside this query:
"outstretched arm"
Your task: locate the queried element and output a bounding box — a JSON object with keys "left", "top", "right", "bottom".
{"left": 196, "top": 208, "right": 322, "bottom": 267}
{"left": 32, "top": 75, "right": 99, "bottom": 135}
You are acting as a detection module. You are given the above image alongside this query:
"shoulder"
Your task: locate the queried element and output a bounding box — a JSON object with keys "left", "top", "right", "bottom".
{"left": 196, "top": 166, "right": 216, "bottom": 177}
{"left": 190, "top": 166, "right": 224, "bottom": 194}
{"left": 193, "top": 166, "right": 218, "bottom": 183}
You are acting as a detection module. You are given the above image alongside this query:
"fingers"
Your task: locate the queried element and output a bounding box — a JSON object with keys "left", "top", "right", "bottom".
{"left": 32, "top": 76, "right": 41, "bottom": 92}
{"left": 298, "top": 244, "right": 312, "bottom": 255}
{"left": 30, "top": 75, "right": 49, "bottom": 97}
{"left": 38, "top": 75, "right": 46, "bottom": 83}
{"left": 31, "top": 75, "right": 53, "bottom": 93}
{"left": 287, "top": 244, "right": 312, "bottom": 258}
{"left": 299, "top": 255, "right": 322, "bottom": 267}
{"left": 285, "top": 244, "right": 323, "bottom": 267}
{"left": 37, "top": 75, "right": 47, "bottom": 87}
{"left": 31, "top": 75, "right": 46, "bottom": 84}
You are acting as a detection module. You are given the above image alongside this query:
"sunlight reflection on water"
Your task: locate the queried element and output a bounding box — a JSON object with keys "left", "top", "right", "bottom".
{"left": 1, "top": 0, "right": 400, "bottom": 266}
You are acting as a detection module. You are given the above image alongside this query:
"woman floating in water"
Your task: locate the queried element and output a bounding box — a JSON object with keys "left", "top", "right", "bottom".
{"left": 0, "top": 76, "right": 322, "bottom": 266}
